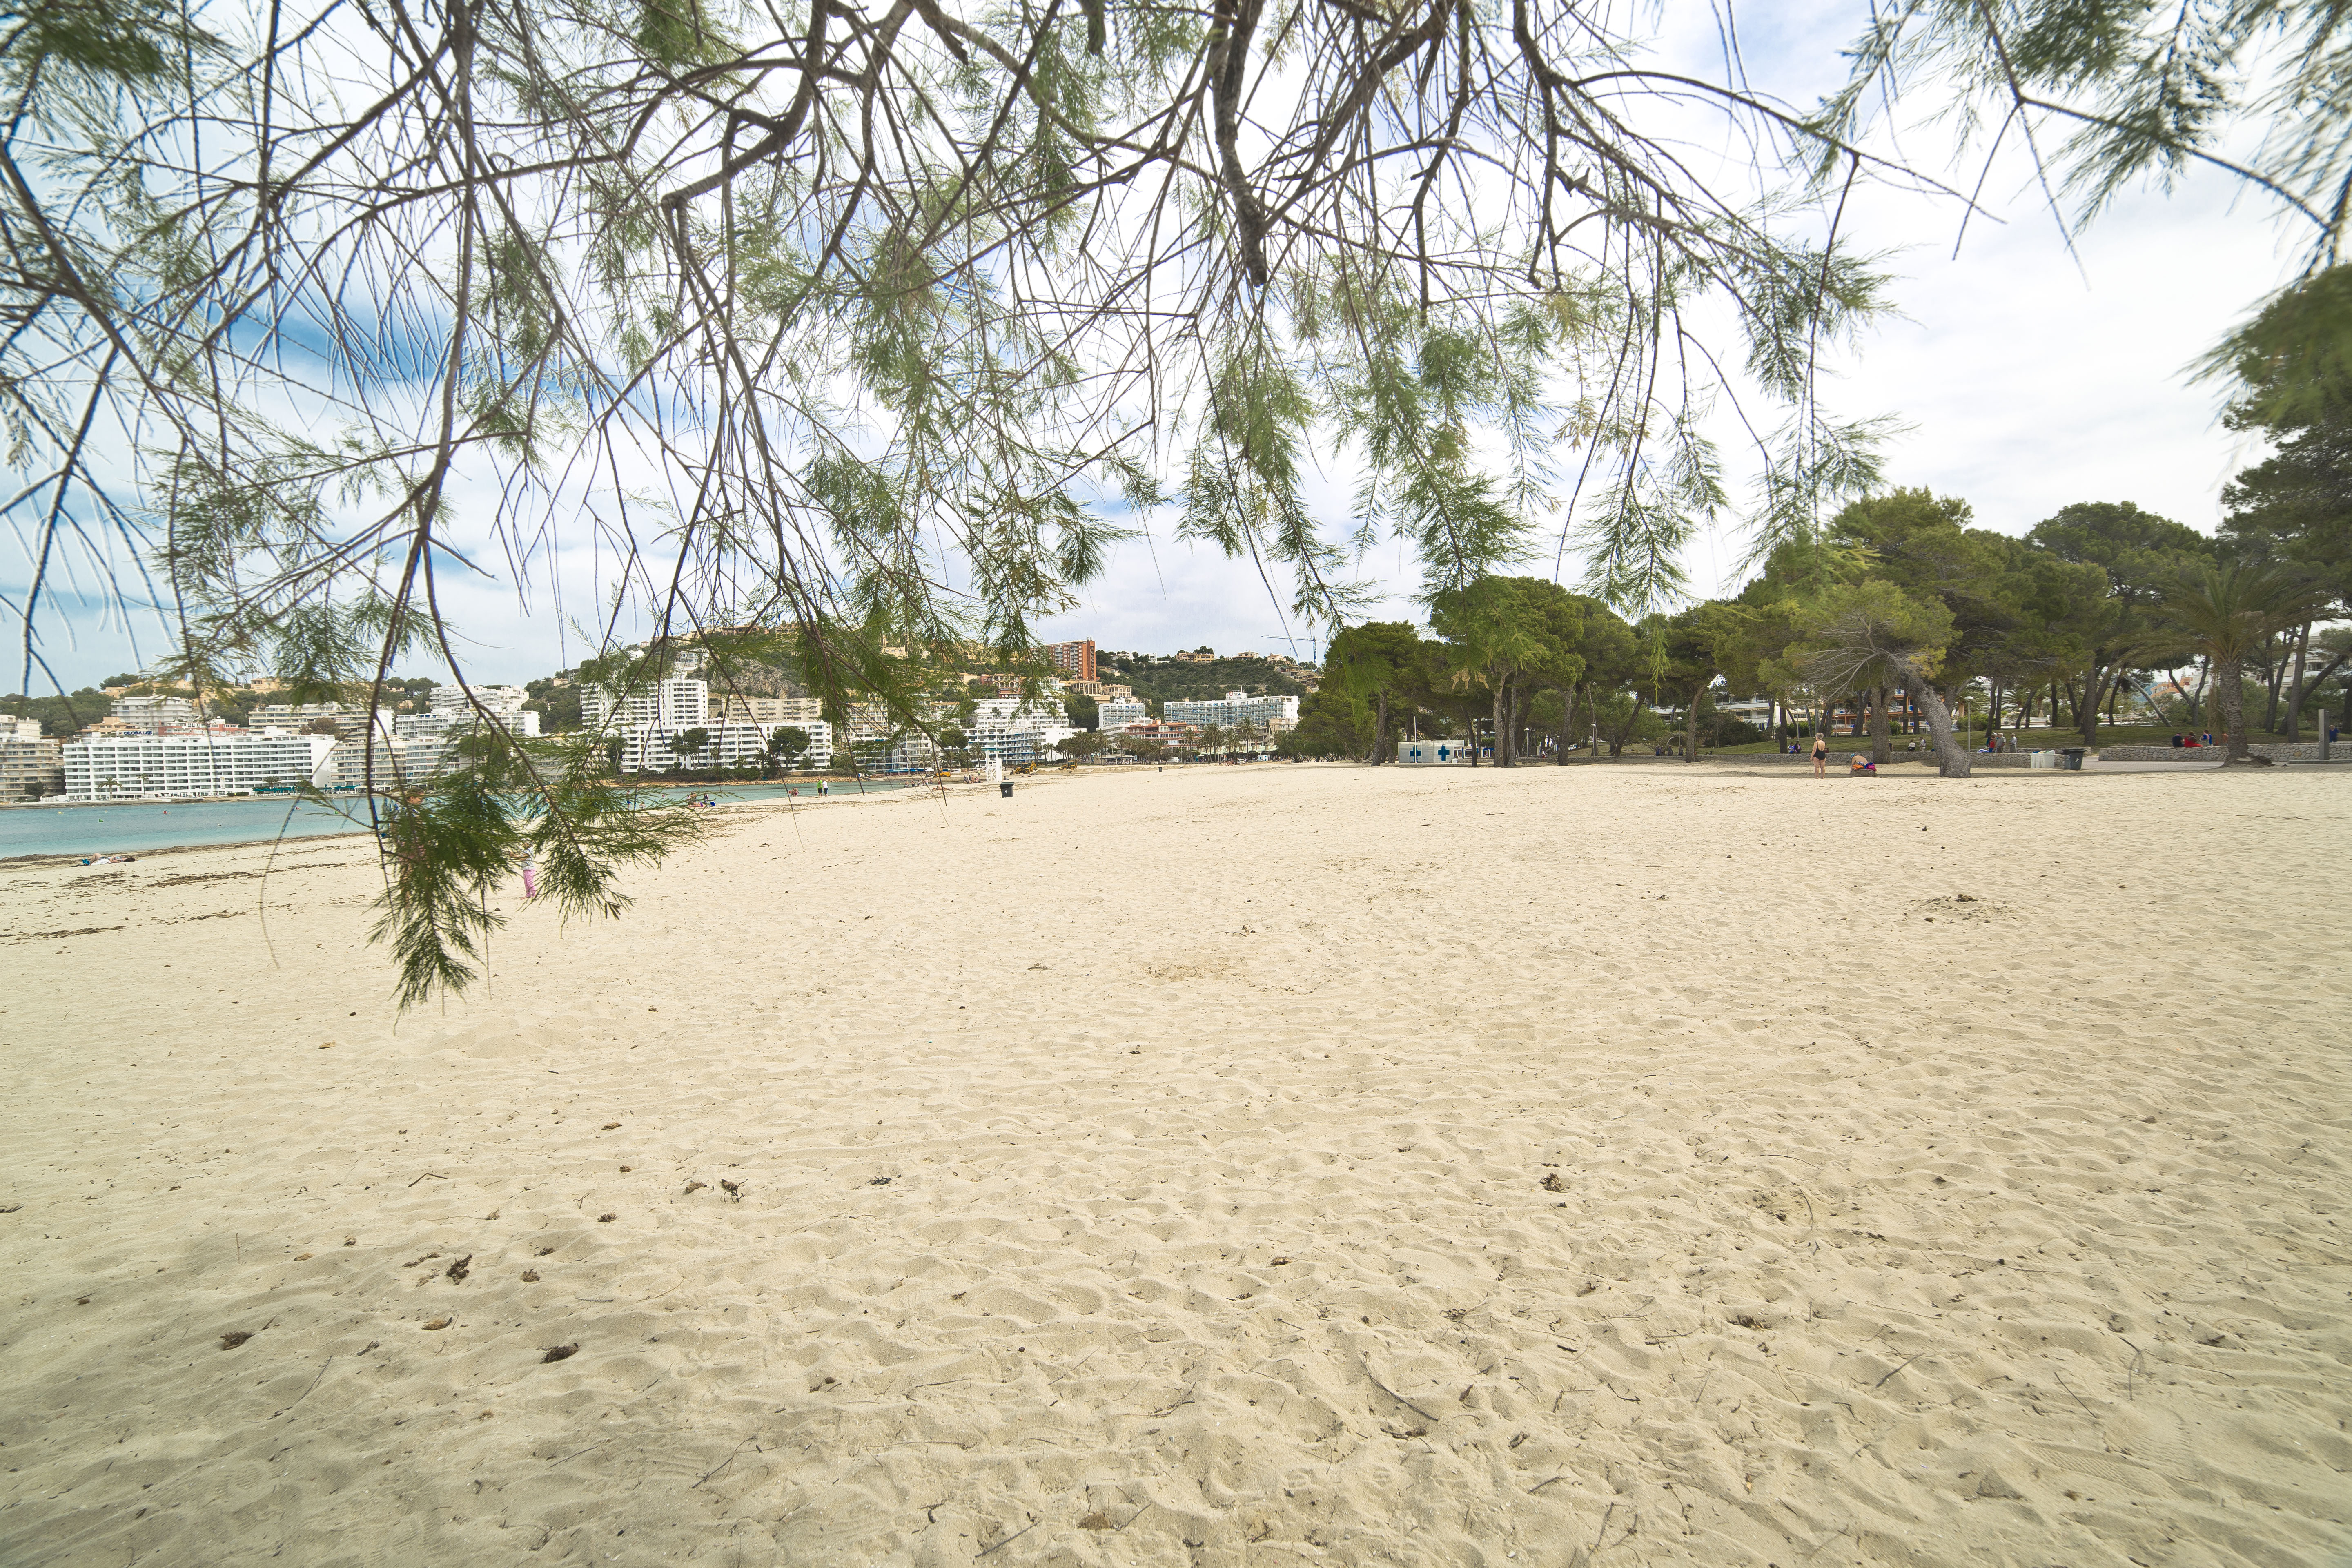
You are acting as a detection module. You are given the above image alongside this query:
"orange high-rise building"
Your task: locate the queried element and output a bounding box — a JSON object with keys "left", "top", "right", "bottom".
{"left": 1045, "top": 639, "right": 1097, "bottom": 682}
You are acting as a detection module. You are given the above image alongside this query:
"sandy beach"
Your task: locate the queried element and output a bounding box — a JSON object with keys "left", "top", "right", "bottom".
{"left": 2, "top": 761, "right": 2346, "bottom": 1567}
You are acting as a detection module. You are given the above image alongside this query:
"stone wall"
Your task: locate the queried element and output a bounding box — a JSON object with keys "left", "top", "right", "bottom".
{"left": 2097, "top": 742, "right": 2336, "bottom": 763}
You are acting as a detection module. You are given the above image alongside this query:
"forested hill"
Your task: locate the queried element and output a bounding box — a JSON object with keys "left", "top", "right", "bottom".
{"left": 1100, "top": 655, "right": 1312, "bottom": 709}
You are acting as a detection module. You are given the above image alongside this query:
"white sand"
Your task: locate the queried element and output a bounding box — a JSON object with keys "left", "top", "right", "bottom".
{"left": 3, "top": 762, "right": 2347, "bottom": 1566}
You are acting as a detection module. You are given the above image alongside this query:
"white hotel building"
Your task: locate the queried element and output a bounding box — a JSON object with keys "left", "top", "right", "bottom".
{"left": 964, "top": 696, "right": 1073, "bottom": 768}
{"left": 1094, "top": 696, "right": 1149, "bottom": 731}
{"left": 63, "top": 730, "right": 336, "bottom": 800}
{"left": 1160, "top": 691, "right": 1300, "bottom": 734}
{"left": 581, "top": 677, "right": 832, "bottom": 772}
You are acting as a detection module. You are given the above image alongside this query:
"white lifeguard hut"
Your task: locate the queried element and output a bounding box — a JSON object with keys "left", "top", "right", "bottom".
{"left": 1396, "top": 740, "right": 1462, "bottom": 765}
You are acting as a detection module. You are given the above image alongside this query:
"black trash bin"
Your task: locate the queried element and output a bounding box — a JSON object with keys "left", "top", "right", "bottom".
{"left": 2060, "top": 747, "right": 2086, "bottom": 771}
{"left": 999, "top": 781, "right": 1014, "bottom": 798}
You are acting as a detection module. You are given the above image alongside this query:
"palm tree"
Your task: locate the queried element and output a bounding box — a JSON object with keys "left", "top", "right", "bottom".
{"left": 2155, "top": 563, "right": 2333, "bottom": 761}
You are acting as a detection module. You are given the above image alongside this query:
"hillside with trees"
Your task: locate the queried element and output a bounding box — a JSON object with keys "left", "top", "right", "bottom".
{"left": 1098, "top": 653, "right": 1311, "bottom": 712}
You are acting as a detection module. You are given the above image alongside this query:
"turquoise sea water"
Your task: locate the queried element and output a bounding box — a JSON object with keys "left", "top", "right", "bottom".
{"left": 0, "top": 778, "right": 922, "bottom": 860}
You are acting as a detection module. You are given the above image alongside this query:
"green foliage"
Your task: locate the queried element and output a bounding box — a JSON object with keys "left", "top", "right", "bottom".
{"left": 1772, "top": 579, "right": 1958, "bottom": 700}
{"left": 1276, "top": 687, "right": 1372, "bottom": 759}
{"left": 19, "top": 0, "right": 179, "bottom": 83}
{"left": 2150, "top": 558, "right": 2336, "bottom": 754}
{"left": 1429, "top": 578, "right": 1587, "bottom": 696}
{"left": 2207, "top": 259, "right": 2352, "bottom": 433}
{"left": 1588, "top": 689, "right": 1668, "bottom": 756}
{"left": 2220, "top": 268, "right": 2352, "bottom": 617}
{"left": 634, "top": 0, "right": 733, "bottom": 70}
{"left": 525, "top": 678, "right": 582, "bottom": 733}
{"left": 1325, "top": 622, "right": 1425, "bottom": 703}
{"left": 363, "top": 737, "right": 700, "bottom": 1008}
{"left": 3, "top": 688, "right": 116, "bottom": 737}
{"left": 2154, "top": 560, "right": 2333, "bottom": 670}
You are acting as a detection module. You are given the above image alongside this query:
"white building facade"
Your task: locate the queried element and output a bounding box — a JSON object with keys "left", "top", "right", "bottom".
{"left": 111, "top": 694, "right": 200, "bottom": 728}
{"left": 586, "top": 677, "right": 830, "bottom": 772}
{"left": 1, "top": 716, "right": 62, "bottom": 799}
{"left": 1095, "top": 696, "right": 1149, "bottom": 731}
{"left": 964, "top": 696, "right": 1074, "bottom": 768}
{"left": 1161, "top": 691, "right": 1300, "bottom": 735}
{"left": 581, "top": 677, "right": 709, "bottom": 733}
{"left": 428, "top": 684, "right": 530, "bottom": 715}
{"left": 63, "top": 731, "right": 336, "bottom": 800}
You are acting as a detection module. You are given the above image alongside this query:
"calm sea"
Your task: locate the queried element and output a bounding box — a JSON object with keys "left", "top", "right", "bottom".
{"left": 0, "top": 778, "right": 923, "bottom": 860}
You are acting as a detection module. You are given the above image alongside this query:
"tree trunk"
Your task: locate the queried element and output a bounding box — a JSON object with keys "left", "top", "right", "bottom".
{"left": 2286, "top": 647, "right": 2348, "bottom": 744}
{"left": 2283, "top": 622, "right": 2310, "bottom": 741}
{"left": 2261, "top": 631, "right": 2286, "bottom": 731}
{"left": 2079, "top": 663, "right": 2114, "bottom": 747}
{"left": 1557, "top": 684, "right": 1581, "bottom": 763}
{"left": 1870, "top": 684, "right": 1891, "bottom": 764}
{"left": 1907, "top": 674, "right": 1972, "bottom": 777}
{"left": 2218, "top": 656, "right": 2253, "bottom": 760}
{"left": 1685, "top": 692, "right": 1699, "bottom": 764}
{"left": 1370, "top": 689, "right": 1388, "bottom": 764}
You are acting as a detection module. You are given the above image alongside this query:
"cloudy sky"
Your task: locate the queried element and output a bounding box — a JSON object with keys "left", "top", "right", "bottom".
{"left": 1032, "top": 9, "right": 2294, "bottom": 666}
{"left": 5, "top": 4, "right": 2299, "bottom": 689}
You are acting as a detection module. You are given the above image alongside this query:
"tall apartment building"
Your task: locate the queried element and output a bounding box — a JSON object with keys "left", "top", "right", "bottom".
{"left": 394, "top": 707, "right": 540, "bottom": 741}
{"left": 840, "top": 699, "right": 951, "bottom": 773}
{"left": 709, "top": 693, "right": 823, "bottom": 729}
{"left": 580, "top": 677, "right": 708, "bottom": 732}
{"left": 706, "top": 719, "right": 833, "bottom": 770}
{"left": 585, "top": 676, "right": 829, "bottom": 772}
{"left": 1045, "top": 639, "right": 1097, "bottom": 682}
{"left": 1096, "top": 697, "right": 1149, "bottom": 731}
{"left": 63, "top": 731, "right": 336, "bottom": 800}
{"left": 249, "top": 703, "right": 348, "bottom": 732}
{"left": 1162, "top": 691, "right": 1300, "bottom": 734}
{"left": 326, "top": 730, "right": 441, "bottom": 791}
{"left": 964, "top": 696, "right": 1073, "bottom": 768}
{"left": 428, "top": 684, "right": 530, "bottom": 715}
{"left": 111, "top": 693, "right": 200, "bottom": 728}
{"left": 1, "top": 715, "right": 62, "bottom": 799}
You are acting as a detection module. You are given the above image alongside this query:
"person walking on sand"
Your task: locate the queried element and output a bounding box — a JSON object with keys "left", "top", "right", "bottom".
{"left": 1811, "top": 734, "right": 1828, "bottom": 777}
